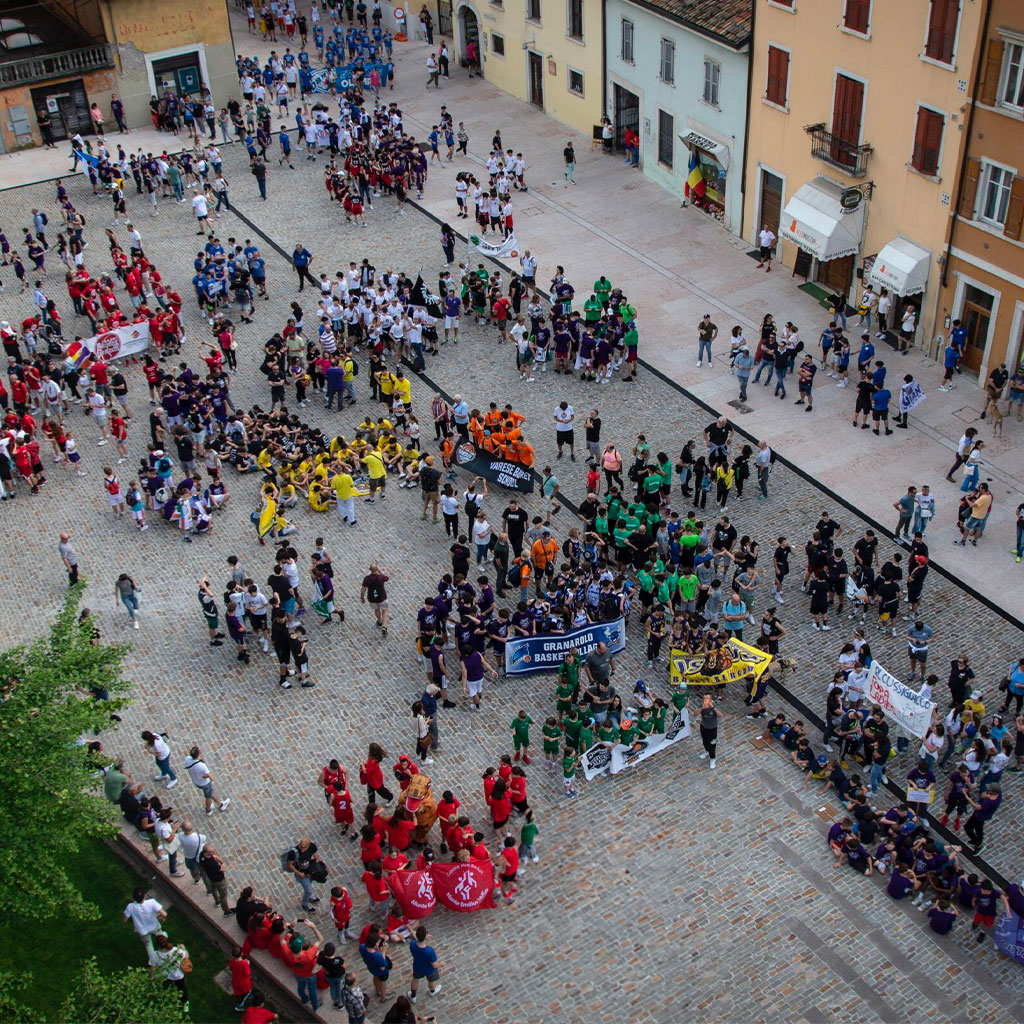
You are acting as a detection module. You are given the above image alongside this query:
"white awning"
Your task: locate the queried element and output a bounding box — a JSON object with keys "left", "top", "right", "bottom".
{"left": 680, "top": 130, "right": 729, "bottom": 171}
{"left": 779, "top": 178, "right": 865, "bottom": 262}
{"left": 867, "top": 236, "right": 931, "bottom": 296}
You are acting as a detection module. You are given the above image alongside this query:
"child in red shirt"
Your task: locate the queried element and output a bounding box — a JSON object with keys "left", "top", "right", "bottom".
{"left": 495, "top": 836, "right": 519, "bottom": 903}
{"left": 482, "top": 766, "right": 497, "bottom": 802}
{"left": 331, "top": 784, "right": 355, "bottom": 838}
{"left": 509, "top": 767, "right": 528, "bottom": 814}
{"left": 497, "top": 754, "right": 513, "bottom": 784}
{"left": 436, "top": 790, "right": 460, "bottom": 851}
{"left": 330, "top": 885, "right": 355, "bottom": 941}
{"left": 361, "top": 861, "right": 391, "bottom": 920}
{"left": 228, "top": 946, "right": 253, "bottom": 1012}
{"left": 381, "top": 845, "right": 410, "bottom": 875}
{"left": 470, "top": 832, "right": 490, "bottom": 862}
{"left": 360, "top": 824, "right": 383, "bottom": 865}
{"left": 487, "top": 779, "right": 512, "bottom": 839}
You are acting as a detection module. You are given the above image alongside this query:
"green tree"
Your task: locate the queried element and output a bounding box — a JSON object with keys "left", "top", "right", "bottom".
{"left": 0, "top": 584, "right": 132, "bottom": 921}
{"left": 56, "top": 959, "right": 188, "bottom": 1024}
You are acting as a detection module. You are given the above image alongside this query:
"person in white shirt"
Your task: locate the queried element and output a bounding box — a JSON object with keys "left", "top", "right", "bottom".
{"left": 182, "top": 745, "right": 231, "bottom": 815}
{"left": 757, "top": 225, "right": 776, "bottom": 271}
{"left": 124, "top": 888, "right": 167, "bottom": 953}
{"left": 191, "top": 192, "right": 209, "bottom": 234}
{"left": 554, "top": 401, "right": 575, "bottom": 460}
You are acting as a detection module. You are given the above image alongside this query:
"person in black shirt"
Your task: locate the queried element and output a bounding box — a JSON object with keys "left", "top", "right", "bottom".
{"left": 703, "top": 417, "right": 732, "bottom": 465}
{"left": 502, "top": 501, "right": 528, "bottom": 557}
{"left": 711, "top": 516, "right": 737, "bottom": 573}
{"left": 854, "top": 369, "right": 874, "bottom": 429}
{"left": 828, "top": 548, "right": 849, "bottom": 614}
{"left": 853, "top": 530, "right": 879, "bottom": 574}
{"left": 875, "top": 578, "right": 899, "bottom": 636}
{"left": 947, "top": 654, "right": 975, "bottom": 707}
{"left": 450, "top": 536, "right": 470, "bottom": 577}
{"left": 801, "top": 530, "right": 828, "bottom": 590}
{"left": 270, "top": 607, "right": 294, "bottom": 688}
{"left": 584, "top": 410, "right": 601, "bottom": 463}
{"left": 577, "top": 492, "right": 599, "bottom": 531}
{"left": 815, "top": 512, "right": 841, "bottom": 551}
{"left": 808, "top": 569, "right": 831, "bottom": 631}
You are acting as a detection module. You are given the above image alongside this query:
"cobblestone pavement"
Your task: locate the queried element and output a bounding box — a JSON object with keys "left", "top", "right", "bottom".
{"left": 1, "top": 124, "right": 1023, "bottom": 1023}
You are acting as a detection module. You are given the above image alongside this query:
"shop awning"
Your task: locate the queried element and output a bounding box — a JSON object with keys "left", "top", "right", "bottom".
{"left": 680, "top": 130, "right": 729, "bottom": 171}
{"left": 867, "top": 236, "right": 931, "bottom": 296}
{"left": 779, "top": 179, "right": 865, "bottom": 262}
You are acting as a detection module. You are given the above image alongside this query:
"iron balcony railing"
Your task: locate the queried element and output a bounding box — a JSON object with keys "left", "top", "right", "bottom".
{"left": 0, "top": 44, "right": 114, "bottom": 87}
{"left": 804, "top": 123, "right": 873, "bottom": 178}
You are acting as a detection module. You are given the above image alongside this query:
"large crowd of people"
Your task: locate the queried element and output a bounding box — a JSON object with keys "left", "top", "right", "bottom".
{"left": 7, "top": 2, "right": 1022, "bottom": 1016}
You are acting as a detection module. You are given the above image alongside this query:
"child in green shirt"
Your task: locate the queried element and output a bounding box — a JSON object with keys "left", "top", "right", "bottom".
{"left": 597, "top": 719, "right": 619, "bottom": 747}
{"left": 562, "top": 746, "right": 579, "bottom": 799}
{"left": 562, "top": 706, "right": 582, "bottom": 750}
{"left": 618, "top": 714, "right": 638, "bottom": 748}
{"left": 510, "top": 709, "right": 533, "bottom": 764}
{"left": 577, "top": 716, "right": 595, "bottom": 753}
{"left": 653, "top": 698, "right": 669, "bottom": 734}
{"left": 636, "top": 706, "right": 655, "bottom": 739}
{"left": 542, "top": 717, "right": 562, "bottom": 769}
{"left": 519, "top": 808, "right": 540, "bottom": 865}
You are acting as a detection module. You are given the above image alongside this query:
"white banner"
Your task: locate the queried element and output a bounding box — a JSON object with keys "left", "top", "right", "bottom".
{"left": 866, "top": 661, "right": 936, "bottom": 739}
{"left": 80, "top": 321, "right": 150, "bottom": 361}
{"left": 469, "top": 231, "right": 520, "bottom": 260}
{"left": 580, "top": 708, "right": 691, "bottom": 781}
{"left": 899, "top": 380, "right": 925, "bottom": 414}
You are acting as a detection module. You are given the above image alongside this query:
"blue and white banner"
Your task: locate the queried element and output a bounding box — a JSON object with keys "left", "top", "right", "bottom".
{"left": 504, "top": 617, "right": 626, "bottom": 676}
{"left": 995, "top": 910, "right": 1024, "bottom": 967}
{"left": 308, "top": 62, "right": 390, "bottom": 92}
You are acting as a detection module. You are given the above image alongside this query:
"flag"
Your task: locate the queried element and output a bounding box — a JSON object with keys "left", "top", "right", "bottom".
{"left": 65, "top": 339, "right": 92, "bottom": 369}
{"left": 899, "top": 381, "right": 925, "bottom": 414}
{"left": 684, "top": 149, "right": 705, "bottom": 200}
{"left": 388, "top": 869, "right": 437, "bottom": 920}
{"left": 408, "top": 273, "right": 443, "bottom": 318}
{"left": 670, "top": 638, "right": 772, "bottom": 689}
{"left": 430, "top": 861, "right": 497, "bottom": 913}
{"left": 469, "top": 231, "right": 520, "bottom": 261}
{"left": 73, "top": 148, "right": 100, "bottom": 170}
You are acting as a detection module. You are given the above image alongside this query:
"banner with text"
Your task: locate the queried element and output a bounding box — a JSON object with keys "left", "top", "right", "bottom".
{"left": 454, "top": 443, "right": 535, "bottom": 493}
{"left": 387, "top": 869, "right": 436, "bottom": 919}
{"left": 469, "top": 231, "right": 520, "bottom": 260}
{"left": 580, "top": 708, "right": 691, "bottom": 781}
{"left": 669, "top": 638, "right": 772, "bottom": 688}
{"left": 866, "top": 660, "right": 936, "bottom": 739}
{"left": 505, "top": 618, "right": 625, "bottom": 676}
{"left": 995, "top": 910, "right": 1024, "bottom": 968}
{"left": 430, "top": 861, "right": 497, "bottom": 913}
{"left": 75, "top": 321, "right": 151, "bottom": 362}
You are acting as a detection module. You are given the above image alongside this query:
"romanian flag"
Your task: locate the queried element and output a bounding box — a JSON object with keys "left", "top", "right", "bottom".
{"left": 65, "top": 339, "right": 92, "bottom": 369}
{"left": 685, "top": 148, "right": 705, "bottom": 200}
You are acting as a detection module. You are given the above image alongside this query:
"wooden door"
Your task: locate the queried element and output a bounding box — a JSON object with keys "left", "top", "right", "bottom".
{"left": 831, "top": 75, "right": 864, "bottom": 170}
{"left": 961, "top": 296, "right": 992, "bottom": 375}
{"left": 528, "top": 52, "right": 543, "bottom": 109}
{"left": 816, "top": 254, "right": 854, "bottom": 293}
{"left": 759, "top": 170, "right": 783, "bottom": 239}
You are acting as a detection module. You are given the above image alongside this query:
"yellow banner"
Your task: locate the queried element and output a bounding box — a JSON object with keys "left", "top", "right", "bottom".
{"left": 670, "top": 639, "right": 773, "bottom": 688}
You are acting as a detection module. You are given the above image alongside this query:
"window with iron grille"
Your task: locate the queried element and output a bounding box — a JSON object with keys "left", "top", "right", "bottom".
{"left": 658, "top": 109, "right": 673, "bottom": 167}
{"left": 568, "top": 68, "right": 584, "bottom": 95}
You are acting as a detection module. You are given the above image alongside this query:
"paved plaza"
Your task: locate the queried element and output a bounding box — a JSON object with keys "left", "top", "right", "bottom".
{"left": 1, "top": 26, "right": 1023, "bottom": 1023}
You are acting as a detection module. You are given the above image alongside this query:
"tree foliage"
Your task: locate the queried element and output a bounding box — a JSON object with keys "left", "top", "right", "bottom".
{"left": 0, "top": 584, "right": 132, "bottom": 921}
{"left": 55, "top": 959, "right": 189, "bottom": 1024}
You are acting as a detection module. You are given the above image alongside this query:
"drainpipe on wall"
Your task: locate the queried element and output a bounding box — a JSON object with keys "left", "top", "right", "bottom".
{"left": 738, "top": 0, "right": 755, "bottom": 240}
{"left": 942, "top": 0, "right": 993, "bottom": 294}
{"left": 601, "top": 0, "right": 607, "bottom": 122}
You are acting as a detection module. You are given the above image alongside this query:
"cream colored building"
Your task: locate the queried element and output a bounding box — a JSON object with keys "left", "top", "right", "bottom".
{"left": 451, "top": 0, "right": 603, "bottom": 136}
{"left": 743, "top": 0, "right": 984, "bottom": 351}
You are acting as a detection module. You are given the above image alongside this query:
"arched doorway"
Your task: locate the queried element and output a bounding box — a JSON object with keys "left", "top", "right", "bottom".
{"left": 457, "top": 4, "right": 479, "bottom": 70}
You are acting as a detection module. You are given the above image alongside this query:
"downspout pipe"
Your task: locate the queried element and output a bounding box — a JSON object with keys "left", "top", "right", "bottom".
{"left": 739, "top": 0, "right": 755, "bottom": 240}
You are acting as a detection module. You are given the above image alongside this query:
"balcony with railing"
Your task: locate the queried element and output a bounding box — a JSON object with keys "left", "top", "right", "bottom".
{"left": 0, "top": 43, "right": 113, "bottom": 87}
{"left": 803, "top": 123, "right": 873, "bottom": 178}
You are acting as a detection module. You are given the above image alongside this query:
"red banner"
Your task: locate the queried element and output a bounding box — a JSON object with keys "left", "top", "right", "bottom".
{"left": 388, "top": 869, "right": 437, "bottom": 920}
{"left": 430, "top": 861, "right": 496, "bottom": 913}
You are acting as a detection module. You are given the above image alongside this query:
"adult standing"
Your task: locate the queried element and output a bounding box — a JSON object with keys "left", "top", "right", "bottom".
{"left": 964, "top": 785, "right": 1002, "bottom": 854}
{"left": 286, "top": 837, "right": 325, "bottom": 913}
{"left": 554, "top": 401, "right": 575, "bottom": 460}
{"left": 461, "top": 643, "right": 497, "bottom": 710}
{"left": 124, "top": 887, "right": 167, "bottom": 954}
{"left": 945, "top": 428, "right": 978, "bottom": 482}
{"left": 148, "top": 933, "right": 190, "bottom": 1008}
{"left": 734, "top": 346, "right": 754, "bottom": 402}
{"left": 178, "top": 821, "right": 207, "bottom": 887}
{"left": 756, "top": 224, "right": 776, "bottom": 271}
{"left": 360, "top": 563, "right": 390, "bottom": 636}
{"left": 696, "top": 314, "right": 718, "bottom": 367}
{"left": 142, "top": 729, "right": 178, "bottom": 788}
{"left": 199, "top": 842, "right": 233, "bottom": 916}
{"left": 698, "top": 693, "right": 720, "bottom": 768}
{"left": 754, "top": 440, "right": 772, "bottom": 501}
{"left": 58, "top": 531, "right": 79, "bottom": 585}
{"left": 502, "top": 498, "right": 528, "bottom": 557}
{"left": 584, "top": 641, "right": 614, "bottom": 691}
{"left": 115, "top": 572, "right": 141, "bottom": 629}
{"left": 182, "top": 745, "right": 231, "bottom": 814}
{"left": 584, "top": 410, "right": 602, "bottom": 464}
{"left": 420, "top": 454, "right": 441, "bottom": 522}
{"left": 409, "top": 924, "right": 444, "bottom": 1000}
{"left": 292, "top": 242, "right": 316, "bottom": 292}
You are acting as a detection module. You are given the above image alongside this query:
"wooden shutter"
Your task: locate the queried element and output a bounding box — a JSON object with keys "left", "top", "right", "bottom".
{"left": 766, "top": 46, "right": 788, "bottom": 106}
{"left": 925, "top": 0, "right": 958, "bottom": 64}
{"left": 979, "top": 38, "right": 1004, "bottom": 106}
{"left": 912, "top": 107, "right": 943, "bottom": 175}
{"left": 958, "top": 156, "right": 981, "bottom": 218}
{"left": 831, "top": 75, "right": 864, "bottom": 167}
{"left": 1005, "top": 176, "right": 1024, "bottom": 241}
{"left": 844, "top": 0, "right": 869, "bottom": 34}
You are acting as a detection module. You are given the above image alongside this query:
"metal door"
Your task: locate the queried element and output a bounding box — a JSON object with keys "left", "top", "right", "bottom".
{"left": 31, "top": 80, "right": 91, "bottom": 139}
{"left": 613, "top": 83, "right": 638, "bottom": 149}
{"left": 436, "top": 0, "right": 452, "bottom": 37}
{"left": 528, "top": 51, "right": 543, "bottom": 109}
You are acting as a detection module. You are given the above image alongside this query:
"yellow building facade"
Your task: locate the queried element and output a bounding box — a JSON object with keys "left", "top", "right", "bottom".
{"left": 743, "top": 0, "right": 984, "bottom": 352}
{"left": 937, "top": 0, "right": 1024, "bottom": 378}
{"left": 452, "top": 0, "right": 603, "bottom": 136}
